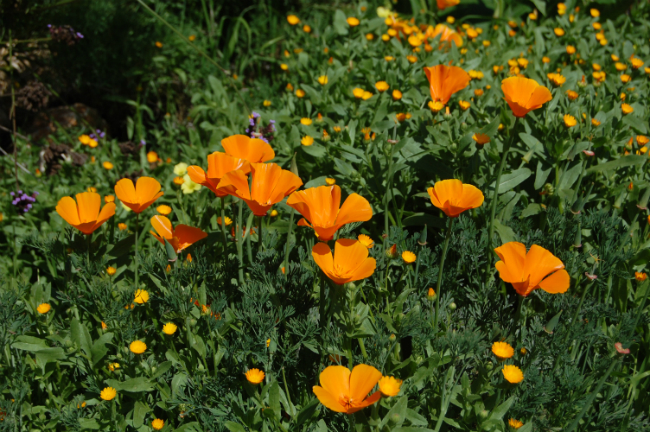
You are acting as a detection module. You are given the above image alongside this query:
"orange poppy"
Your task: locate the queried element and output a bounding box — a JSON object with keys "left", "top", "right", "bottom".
{"left": 217, "top": 163, "right": 302, "bottom": 216}
{"left": 313, "top": 364, "right": 382, "bottom": 414}
{"left": 114, "top": 177, "right": 164, "bottom": 213}
{"left": 423, "top": 65, "right": 471, "bottom": 105}
{"left": 187, "top": 152, "right": 250, "bottom": 197}
{"left": 221, "top": 134, "right": 275, "bottom": 163}
{"left": 427, "top": 179, "right": 484, "bottom": 217}
{"left": 149, "top": 215, "right": 208, "bottom": 253}
{"left": 56, "top": 192, "right": 116, "bottom": 235}
{"left": 436, "top": 0, "right": 460, "bottom": 10}
{"left": 494, "top": 242, "right": 570, "bottom": 297}
{"left": 312, "top": 239, "right": 376, "bottom": 285}
{"left": 501, "top": 76, "right": 552, "bottom": 118}
{"left": 287, "top": 185, "right": 372, "bottom": 241}
{"left": 426, "top": 24, "right": 463, "bottom": 48}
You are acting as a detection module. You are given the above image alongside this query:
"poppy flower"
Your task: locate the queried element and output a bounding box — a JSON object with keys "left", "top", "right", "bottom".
{"left": 313, "top": 364, "right": 382, "bottom": 414}
{"left": 150, "top": 215, "right": 208, "bottom": 253}
{"left": 501, "top": 76, "right": 552, "bottom": 118}
{"left": 436, "top": 0, "right": 460, "bottom": 10}
{"left": 114, "top": 177, "right": 163, "bottom": 213}
{"left": 287, "top": 185, "right": 372, "bottom": 240}
{"left": 427, "top": 179, "right": 484, "bottom": 217}
{"left": 423, "top": 65, "right": 470, "bottom": 105}
{"left": 217, "top": 163, "right": 302, "bottom": 216}
{"left": 56, "top": 192, "right": 116, "bottom": 235}
{"left": 221, "top": 134, "right": 275, "bottom": 163}
{"left": 312, "top": 239, "right": 376, "bottom": 285}
{"left": 494, "top": 242, "right": 570, "bottom": 297}
{"left": 187, "top": 152, "right": 251, "bottom": 197}
{"left": 427, "top": 24, "right": 463, "bottom": 48}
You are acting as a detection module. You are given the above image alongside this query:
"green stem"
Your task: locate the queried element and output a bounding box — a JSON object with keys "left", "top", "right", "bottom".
{"left": 87, "top": 234, "right": 92, "bottom": 269}
{"left": 281, "top": 368, "right": 296, "bottom": 418}
{"left": 258, "top": 216, "right": 263, "bottom": 253}
{"left": 219, "top": 197, "right": 227, "bottom": 253}
{"left": 358, "top": 338, "right": 368, "bottom": 359}
{"left": 237, "top": 199, "right": 244, "bottom": 284}
{"left": 284, "top": 209, "right": 294, "bottom": 275}
{"left": 631, "top": 280, "right": 650, "bottom": 332}
{"left": 434, "top": 218, "right": 454, "bottom": 331}
{"left": 135, "top": 213, "right": 139, "bottom": 291}
{"left": 486, "top": 118, "right": 518, "bottom": 284}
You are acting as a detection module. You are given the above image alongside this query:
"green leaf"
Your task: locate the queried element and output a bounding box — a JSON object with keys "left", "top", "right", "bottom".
{"left": 35, "top": 348, "right": 66, "bottom": 368}
{"left": 78, "top": 418, "right": 100, "bottom": 430}
{"left": 534, "top": 161, "right": 551, "bottom": 189}
{"left": 12, "top": 335, "right": 47, "bottom": 352}
{"left": 488, "top": 395, "right": 515, "bottom": 420}
{"left": 302, "top": 143, "right": 327, "bottom": 158}
{"left": 268, "top": 380, "right": 281, "bottom": 421}
{"left": 586, "top": 155, "right": 647, "bottom": 174}
{"left": 106, "top": 234, "right": 135, "bottom": 259}
{"left": 520, "top": 203, "right": 543, "bottom": 218}
{"left": 152, "top": 361, "right": 173, "bottom": 380}
{"left": 164, "top": 238, "right": 178, "bottom": 262}
{"left": 133, "top": 401, "right": 149, "bottom": 428}
{"left": 544, "top": 310, "right": 563, "bottom": 334}
{"left": 173, "top": 422, "right": 202, "bottom": 432}
{"left": 71, "top": 318, "right": 92, "bottom": 358}
{"left": 91, "top": 332, "right": 113, "bottom": 366}
{"left": 391, "top": 428, "right": 435, "bottom": 432}
{"left": 494, "top": 220, "right": 517, "bottom": 243}
{"left": 402, "top": 213, "right": 446, "bottom": 229}
{"left": 106, "top": 377, "right": 153, "bottom": 393}
{"left": 224, "top": 421, "right": 247, "bottom": 432}
{"left": 333, "top": 10, "right": 349, "bottom": 35}
{"left": 490, "top": 168, "right": 532, "bottom": 193}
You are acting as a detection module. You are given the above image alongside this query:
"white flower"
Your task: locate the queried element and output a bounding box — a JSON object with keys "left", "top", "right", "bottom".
{"left": 174, "top": 162, "right": 188, "bottom": 176}
{"left": 181, "top": 174, "right": 201, "bottom": 194}
{"left": 377, "top": 6, "right": 391, "bottom": 18}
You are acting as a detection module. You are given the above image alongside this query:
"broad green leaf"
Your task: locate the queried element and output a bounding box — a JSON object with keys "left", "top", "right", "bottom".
{"left": 91, "top": 332, "right": 113, "bottom": 366}
{"left": 224, "top": 421, "right": 247, "bottom": 432}
{"left": 586, "top": 155, "right": 647, "bottom": 173}
{"left": 494, "top": 220, "right": 517, "bottom": 243}
{"left": 106, "top": 377, "right": 153, "bottom": 393}
{"left": 133, "top": 401, "right": 149, "bottom": 428}
{"left": 488, "top": 395, "right": 515, "bottom": 420}
{"left": 379, "top": 396, "right": 408, "bottom": 429}
{"left": 490, "top": 168, "right": 532, "bottom": 193}
{"left": 12, "top": 336, "right": 47, "bottom": 352}
{"left": 268, "top": 381, "right": 281, "bottom": 421}
{"left": 71, "top": 319, "right": 92, "bottom": 358}
{"left": 296, "top": 398, "right": 319, "bottom": 426}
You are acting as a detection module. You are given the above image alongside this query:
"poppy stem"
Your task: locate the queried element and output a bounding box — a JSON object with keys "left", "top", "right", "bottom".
{"left": 87, "top": 234, "right": 91, "bottom": 268}
{"left": 219, "top": 197, "right": 227, "bottom": 253}
{"left": 257, "top": 216, "right": 263, "bottom": 253}
{"left": 135, "top": 213, "right": 139, "bottom": 291}
{"left": 434, "top": 217, "right": 454, "bottom": 332}
{"left": 236, "top": 199, "right": 244, "bottom": 284}
{"left": 486, "top": 118, "right": 518, "bottom": 285}
{"left": 284, "top": 209, "right": 294, "bottom": 276}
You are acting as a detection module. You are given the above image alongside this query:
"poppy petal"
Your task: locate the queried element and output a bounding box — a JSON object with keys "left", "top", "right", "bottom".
{"left": 250, "top": 163, "right": 282, "bottom": 204}
{"left": 350, "top": 257, "right": 377, "bottom": 282}
{"left": 139, "top": 192, "right": 165, "bottom": 213}
{"left": 527, "top": 85, "right": 553, "bottom": 110}
{"left": 524, "top": 245, "right": 564, "bottom": 287}
{"left": 207, "top": 152, "right": 251, "bottom": 179}
{"left": 349, "top": 364, "right": 382, "bottom": 403}
{"left": 458, "top": 184, "right": 485, "bottom": 210}
{"left": 114, "top": 178, "right": 137, "bottom": 205}
{"left": 150, "top": 215, "right": 174, "bottom": 240}
{"left": 312, "top": 242, "right": 336, "bottom": 280}
{"left": 313, "top": 386, "right": 347, "bottom": 413}
{"left": 174, "top": 225, "right": 208, "bottom": 251}
{"left": 94, "top": 202, "right": 116, "bottom": 229}
{"left": 56, "top": 196, "right": 81, "bottom": 226}
{"left": 269, "top": 170, "right": 303, "bottom": 204}
{"left": 348, "top": 391, "right": 382, "bottom": 413}
{"left": 335, "top": 193, "right": 373, "bottom": 230}
{"left": 187, "top": 165, "right": 207, "bottom": 184}
{"left": 217, "top": 170, "right": 251, "bottom": 200}
{"left": 318, "top": 365, "right": 351, "bottom": 402}
{"left": 222, "top": 134, "right": 275, "bottom": 163}
{"left": 494, "top": 242, "right": 527, "bottom": 282}
{"left": 297, "top": 218, "right": 312, "bottom": 228}
{"left": 135, "top": 177, "right": 163, "bottom": 203}
{"left": 75, "top": 192, "right": 101, "bottom": 223}
{"left": 538, "top": 269, "right": 570, "bottom": 293}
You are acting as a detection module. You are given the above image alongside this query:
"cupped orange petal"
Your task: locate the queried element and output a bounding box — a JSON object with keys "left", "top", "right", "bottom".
{"left": 428, "top": 179, "right": 483, "bottom": 217}
{"left": 424, "top": 65, "right": 470, "bottom": 105}
{"left": 538, "top": 268, "right": 570, "bottom": 293}
{"left": 93, "top": 202, "right": 116, "bottom": 231}
{"left": 349, "top": 364, "right": 382, "bottom": 404}
{"left": 56, "top": 196, "right": 81, "bottom": 226}
{"left": 217, "top": 170, "right": 252, "bottom": 201}
{"left": 501, "top": 76, "right": 552, "bottom": 117}
{"left": 313, "top": 386, "right": 347, "bottom": 413}
{"left": 76, "top": 192, "right": 101, "bottom": 223}
{"left": 523, "top": 245, "right": 565, "bottom": 287}
{"left": 150, "top": 215, "right": 174, "bottom": 241}
{"left": 115, "top": 177, "right": 163, "bottom": 213}
{"left": 250, "top": 163, "right": 303, "bottom": 209}
{"left": 318, "top": 365, "right": 351, "bottom": 402}
{"left": 494, "top": 242, "right": 527, "bottom": 283}
{"left": 174, "top": 225, "right": 208, "bottom": 251}
{"left": 312, "top": 242, "right": 336, "bottom": 281}
{"left": 222, "top": 134, "right": 275, "bottom": 163}
{"left": 287, "top": 186, "right": 372, "bottom": 241}
{"left": 189, "top": 152, "right": 251, "bottom": 197}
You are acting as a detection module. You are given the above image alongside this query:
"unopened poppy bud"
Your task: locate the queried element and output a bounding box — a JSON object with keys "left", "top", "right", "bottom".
{"left": 573, "top": 224, "right": 582, "bottom": 248}
{"left": 449, "top": 302, "right": 457, "bottom": 311}
{"left": 542, "top": 183, "right": 554, "bottom": 196}
{"left": 386, "top": 244, "right": 397, "bottom": 258}
{"left": 628, "top": 182, "right": 634, "bottom": 191}
{"left": 614, "top": 188, "right": 626, "bottom": 209}
{"left": 479, "top": 410, "right": 489, "bottom": 419}
{"left": 486, "top": 361, "right": 493, "bottom": 370}
{"left": 389, "top": 334, "right": 396, "bottom": 341}
{"left": 418, "top": 225, "right": 427, "bottom": 246}
{"left": 427, "top": 288, "right": 436, "bottom": 300}
{"left": 522, "top": 149, "right": 534, "bottom": 164}
{"left": 637, "top": 186, "right": 650, "bottom": 210}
